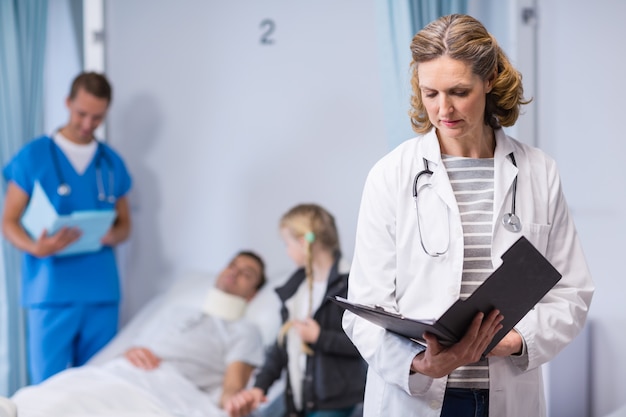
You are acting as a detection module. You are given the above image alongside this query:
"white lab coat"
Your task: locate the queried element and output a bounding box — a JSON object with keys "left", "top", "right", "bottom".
{"left": 343, "top": 129, "right": 594, "bottom": 417}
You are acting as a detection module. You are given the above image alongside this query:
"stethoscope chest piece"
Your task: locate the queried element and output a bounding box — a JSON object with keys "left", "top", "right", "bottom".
{"left": 57, "top": 183, "right": 71, "bottom": 197}
{"left": 501, "top": 152, "right": 522, "bottom": 233}
{"left": 502, "top": 213, "right": 522, "bottom": 233}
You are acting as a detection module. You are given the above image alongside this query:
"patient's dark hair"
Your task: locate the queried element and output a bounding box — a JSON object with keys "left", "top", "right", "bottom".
{"left": 236, "top": 250, "right": 267, "bottom": 290}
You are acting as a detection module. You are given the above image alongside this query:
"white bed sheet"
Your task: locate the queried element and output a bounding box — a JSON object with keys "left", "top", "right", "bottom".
{"left": 12, "top": 358, "right": 225, "bottom": 417}
{"left": 10, "top": 270, "right": 288, "bottom": 417}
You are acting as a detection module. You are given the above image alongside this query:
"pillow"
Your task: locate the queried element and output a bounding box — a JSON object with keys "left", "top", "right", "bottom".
{"left": 0, "top": 397, "right": 16, "bottom": 417}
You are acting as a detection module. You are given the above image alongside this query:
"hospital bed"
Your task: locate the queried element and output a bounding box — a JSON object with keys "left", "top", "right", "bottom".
{"left": 7, "top": 269, "right": 286, "bottom": 417}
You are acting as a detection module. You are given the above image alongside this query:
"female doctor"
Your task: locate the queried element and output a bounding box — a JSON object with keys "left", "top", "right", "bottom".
{"left": 342, "top": 14, "right": 594, "bottom": 417}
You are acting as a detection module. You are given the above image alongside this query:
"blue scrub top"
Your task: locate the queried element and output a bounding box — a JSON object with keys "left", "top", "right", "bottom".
{"left": 3, "top": 136, "right": 132, "bottom": 306}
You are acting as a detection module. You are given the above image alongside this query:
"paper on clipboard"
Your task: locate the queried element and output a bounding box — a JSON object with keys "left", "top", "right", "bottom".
{"left": 333, "top": 296, "right": 457, "bottom": 346}
{"left": 21, "top": 182, "right": 116, "bottom": 256}
{"left": 334, "top": 236, "right": 563, "bottom": 355}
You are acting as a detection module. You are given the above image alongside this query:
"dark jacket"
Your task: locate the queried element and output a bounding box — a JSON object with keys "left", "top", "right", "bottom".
{"left": 253, "top": 256, "right": 367, "bottom": 417}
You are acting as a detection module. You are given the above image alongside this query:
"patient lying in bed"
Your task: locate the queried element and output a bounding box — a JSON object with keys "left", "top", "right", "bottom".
{"left": 11, "top": 251, "right": 270, "bottom": 417}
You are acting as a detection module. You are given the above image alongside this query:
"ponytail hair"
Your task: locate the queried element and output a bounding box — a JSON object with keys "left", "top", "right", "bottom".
{"left": 277, "top": 203, "right": 340, "bottom": 355}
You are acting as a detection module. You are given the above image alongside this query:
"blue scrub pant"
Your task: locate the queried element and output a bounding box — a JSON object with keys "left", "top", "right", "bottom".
{"left": 27, "top": 302, "right": 118, "bottom": 384}
{"left": 441, "top": 387, "right": 489, "bottom": 417}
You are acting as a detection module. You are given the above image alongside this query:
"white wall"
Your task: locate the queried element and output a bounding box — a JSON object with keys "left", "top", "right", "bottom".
{"left": 104, "top": 0, "right": 388, "bottom": 321}
{"left": 43, "top": 0, "right": 81, "bottom": 134}
{"left": 537, "top": 2, "right": 626, "bottom": 416}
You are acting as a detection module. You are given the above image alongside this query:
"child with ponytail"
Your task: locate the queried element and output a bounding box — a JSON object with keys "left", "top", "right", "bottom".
{"left": 226, "top": 203, "right": 366, "bottom": 417}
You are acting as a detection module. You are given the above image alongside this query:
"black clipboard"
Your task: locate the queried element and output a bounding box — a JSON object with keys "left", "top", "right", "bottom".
{"left": 334, "top": 236, "right": 562, "bottom": 355}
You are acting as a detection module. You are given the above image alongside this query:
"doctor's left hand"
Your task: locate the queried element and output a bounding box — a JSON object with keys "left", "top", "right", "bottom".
{"left": 486, "top": 329, "right": 523, "bottom": 357}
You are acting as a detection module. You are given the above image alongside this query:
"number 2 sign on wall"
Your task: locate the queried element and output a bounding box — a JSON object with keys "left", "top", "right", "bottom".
{"left": 260, "top": 19, "right": 276, "bottom": 44}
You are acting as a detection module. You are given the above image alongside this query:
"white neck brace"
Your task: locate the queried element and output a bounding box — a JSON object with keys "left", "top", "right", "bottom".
{"left": 202, "top": 288, "right": 247, "bottom": 321}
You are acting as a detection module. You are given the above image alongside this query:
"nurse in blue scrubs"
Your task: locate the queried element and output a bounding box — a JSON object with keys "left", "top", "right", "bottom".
{"left": 1, "top": 72, "right": 132, "bottom": 384}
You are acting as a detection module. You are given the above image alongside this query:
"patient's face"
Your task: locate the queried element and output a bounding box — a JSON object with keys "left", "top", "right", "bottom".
{"left": 215, "top": 254, "right": 263, "bottom": 300}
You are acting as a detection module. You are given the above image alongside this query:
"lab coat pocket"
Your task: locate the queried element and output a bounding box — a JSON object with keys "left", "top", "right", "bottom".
{"left": 522, "top": 222, "right": 550, "bottom": 254}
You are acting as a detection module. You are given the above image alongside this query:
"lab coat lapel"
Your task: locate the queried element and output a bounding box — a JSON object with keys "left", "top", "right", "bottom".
{"left": 420, "top": 131, "right": 458, "bottom": 214}
{"left": 493, "top": 130, "right": 518, "bottom": 234}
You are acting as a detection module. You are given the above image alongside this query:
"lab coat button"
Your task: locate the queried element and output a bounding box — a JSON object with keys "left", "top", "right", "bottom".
{"left": 429, "top": 400, "right": 442, "bottom": 409}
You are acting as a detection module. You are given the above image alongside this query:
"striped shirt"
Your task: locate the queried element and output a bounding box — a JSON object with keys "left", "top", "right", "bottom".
{"left": 442, "top": 155, "right": 494, "bottom": 390}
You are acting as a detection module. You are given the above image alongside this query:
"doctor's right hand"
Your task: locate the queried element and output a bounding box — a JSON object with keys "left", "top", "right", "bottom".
{"left": 410, "top": 309, "right": 503, "bottom": 378}
{"left": 32, "top": 227, "right": 81, "bottom": 258}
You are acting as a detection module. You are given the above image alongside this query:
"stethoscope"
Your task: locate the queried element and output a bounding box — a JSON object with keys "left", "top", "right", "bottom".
{"left": 412, "top": 152, "right": 521, "bottom": 257}
{"left": 50, "top": 139, "right": 116, "bottom": 203}
{"left": 501, "top": 153, "right": 521, "bottom": 233}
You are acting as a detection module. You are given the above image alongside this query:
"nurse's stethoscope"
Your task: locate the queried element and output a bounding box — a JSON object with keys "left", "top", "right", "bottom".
{"left": 412, "top": 152, "right": 521, "bottom": 257}
{"left": 50, "top": 139, "right": 116, "bottom": 203}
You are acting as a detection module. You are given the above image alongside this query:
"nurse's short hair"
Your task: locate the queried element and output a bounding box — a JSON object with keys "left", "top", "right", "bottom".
{"left": 69, "top": 72, "right": 112, "bottom": 104}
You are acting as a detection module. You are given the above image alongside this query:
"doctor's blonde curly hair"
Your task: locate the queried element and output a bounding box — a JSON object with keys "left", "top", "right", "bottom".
{"left": 408, "top": 14, "right": 531, "bottom": 134}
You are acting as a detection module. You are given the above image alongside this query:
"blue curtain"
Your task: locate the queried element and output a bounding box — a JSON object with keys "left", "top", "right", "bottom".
{"left": 376, "top": 0, "right": 467, "bottom": 149}
{"left": 408, "top": 0, "right": 468, "bottom": 32}
{"left": 0, "top": 0, "right": 48, "bottom": 396}
{"left": 68, "top": 0, "right": 84, "bottom": 68}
